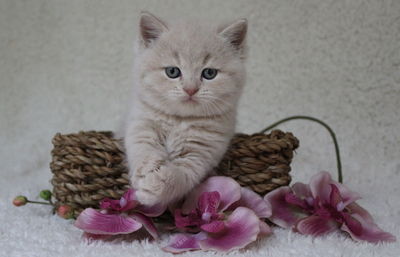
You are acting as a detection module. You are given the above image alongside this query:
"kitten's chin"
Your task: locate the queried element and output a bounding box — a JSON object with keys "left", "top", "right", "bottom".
{"left": 177, "top": 102, "right": 229, "bottom": 117}
{"left": 140, "top": 95, "right": 229, "bottom": 117}
{"left": 163, "top": 101, "right": 225, "bottom": 117}
{"left": 182, "top": 96, "right": 198, "bottom": 104}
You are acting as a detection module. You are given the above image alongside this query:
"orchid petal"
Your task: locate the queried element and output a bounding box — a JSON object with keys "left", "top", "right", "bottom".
{"left": 163, "top": 233, "right": 205, "bottom": 253}
{"left": 259, "top": 221, "right": 272, "bottom": 236}
{"left": 295, "top": 215, "right": 339, "bottom": 236}
{"left": 99, "top": 198, "right": 121, "bottom": 210}
{"left": 75, "top": 208, "right": 142, "bottom": 235}
{"left": 200, "top": 220, "right": 225, "bottom": 233}
{"left": 285, "top": 192, "right": 309, "bottom": 209}
{"left": 198, "top": 191, "right": 220, "bottom": 214}
{"left": 341, "top": 213, "right": 396, "bottom": 243}
{"left": 309, "top": 172, "right": 360, "bottom": 207}
{"left": 116, "top": 189, "right": 138, "bottom": 211}
{"left": 175, "top": 209, "right": 200, "bottom": 228}
{"left": 136, "top": 202, "right": 167, "bottom": 217}
{"left": 342, "top": 212, "right": 363, "bottom": 236}
{"left": 229, "top": 187, "right": 272, "bottom": 218}
{"left": 292, "top": 182, "right": 312, "bottom": 199}
{"left": 182, "top": 176, "right": 241, "bottom": 214}
{"left": 331, "top": 181, "right": 361, "bottom": 207}
{"left": 130, "top": 213, "right": 159, "bottom": 239}
{"left": 314, "top": 206, "right": 332, "bottom": 219}
{"left": 345, "top": 202, "right": 374, "bottom": 223}
{"left": 264, "top": 187, "right": 307, "bottom": 228}
{"left": 329, "top": 184, "right": 343, "bottom": 209}
{"left": 100, "top": 189, "right": 138, "bottom": 212}
{"left": 199, "top": 207, "right": 260, "bottom": 252}
{"left": 309, "top": 171, "right": 333, "bottom": 204}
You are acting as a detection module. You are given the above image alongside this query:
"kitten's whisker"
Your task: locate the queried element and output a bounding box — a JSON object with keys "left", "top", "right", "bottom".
{"left": 203, "top": 95, "right": 234, "bottom": 109}
{"left": 200, "top": 103, "right": 210, "bottom": 117}
{"left": 210, "top": 100, "right": 226, "bottom": 115}
{"left": 206, "top": 99, "right": 230, "bottom": 119}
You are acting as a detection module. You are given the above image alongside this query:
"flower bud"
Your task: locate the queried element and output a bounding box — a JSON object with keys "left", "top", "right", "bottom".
{"left": 13, "top": 196, "right": 28, "bottom": 206}
{"left": 57, "top": 205, "right": 74, "bottom": 219}
{"left": 39, "top": 190, "right": 52, "bottom": 201}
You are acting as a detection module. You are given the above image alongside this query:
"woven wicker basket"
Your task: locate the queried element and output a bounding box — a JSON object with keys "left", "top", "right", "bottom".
{"left": 50, "top": 130, "right": 299, "bottom": 217}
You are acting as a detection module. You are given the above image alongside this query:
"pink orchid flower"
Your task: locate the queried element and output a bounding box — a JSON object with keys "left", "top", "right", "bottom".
{"left": 163, "top": 176, "right": 272, "bottom": 253}
{"left": 75, "top": 189, "right": 166, "bottom": 239}
{"left": 264, "top": 171, "right": 396, "bottom": 243}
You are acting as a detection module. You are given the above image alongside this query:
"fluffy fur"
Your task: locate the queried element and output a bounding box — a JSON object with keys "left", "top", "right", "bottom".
{"left": 124, "top": 12, "right": 248, "bottom": 206}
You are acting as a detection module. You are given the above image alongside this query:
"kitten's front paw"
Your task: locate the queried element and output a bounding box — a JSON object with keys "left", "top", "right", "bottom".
{"left": 135, "top": 170, "right": 169, "bottom": 206}
{"left": 134, "top": 156, "right": 164, "bottom": 178}
{"left": 136, "top": 188, "right": 162, "bottom": 207}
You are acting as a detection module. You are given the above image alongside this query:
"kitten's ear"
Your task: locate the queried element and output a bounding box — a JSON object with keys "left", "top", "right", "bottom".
{"left": 139, "top": 11, "right": 168, "bottom": 47}
{"left": 218, "top": 18, "right": 248, "bottom": 50}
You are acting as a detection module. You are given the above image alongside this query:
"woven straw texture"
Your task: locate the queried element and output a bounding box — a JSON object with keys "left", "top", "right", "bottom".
{"left": 50, "top": 130, "right": 299, "bottom": 216}
{"left": 216, "top": 130, "right": 299, "bottom": 195}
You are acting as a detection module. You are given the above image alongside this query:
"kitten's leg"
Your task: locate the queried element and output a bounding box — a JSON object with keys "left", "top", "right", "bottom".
{"left": 135, "top": 129, "right": 230, "bottom": 206}
{"left": 125, "top": 123, "right": 168, "bottom": 189}
{"left": 127, "top": 123, "right": 228, "bottom": 206}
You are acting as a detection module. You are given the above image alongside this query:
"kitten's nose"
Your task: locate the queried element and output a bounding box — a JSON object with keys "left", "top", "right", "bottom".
{"left": 183, "top": 88, "right": 199, "bottom": 96}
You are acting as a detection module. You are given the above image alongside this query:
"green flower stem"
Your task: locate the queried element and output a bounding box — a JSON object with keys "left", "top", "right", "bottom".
{"left": 27, "top": 200, "right": 53, "bottom": 206}
{"left": 260, "top": 115, "right": 343, "bottom": 183}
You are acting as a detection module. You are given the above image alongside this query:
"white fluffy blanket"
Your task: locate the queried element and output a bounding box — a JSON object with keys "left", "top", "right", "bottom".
{"left": 1, "top": 1, "right": 399, "bottom": 256}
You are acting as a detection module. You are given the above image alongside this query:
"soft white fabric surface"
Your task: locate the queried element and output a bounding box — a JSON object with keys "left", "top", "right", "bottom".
{"left": 0, "top": 1, "right": 399, "bottom": 256}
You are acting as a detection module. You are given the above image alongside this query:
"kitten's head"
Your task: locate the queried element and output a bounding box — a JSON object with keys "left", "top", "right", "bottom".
{"left": 135, "top": 12, "right": 247, "bottom": 117}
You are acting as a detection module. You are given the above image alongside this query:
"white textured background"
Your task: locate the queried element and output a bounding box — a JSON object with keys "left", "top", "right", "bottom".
{"left": 0, "top": 1, "right": 399, "bottom": 256}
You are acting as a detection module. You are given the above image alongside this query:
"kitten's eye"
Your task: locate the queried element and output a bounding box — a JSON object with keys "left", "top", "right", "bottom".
{"left": 202, "top": 68, "right": 218, "bottom": 80}
{"left": 165, "top": 67, "right": 181, "bottom": 79}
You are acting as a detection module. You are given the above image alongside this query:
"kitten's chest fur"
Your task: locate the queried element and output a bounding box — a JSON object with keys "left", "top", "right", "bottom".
{"left": 157, "top": 120, "right": 189, "bottom": 158}
{"left": 151, "top": 114, "right": 234, "bottom": 161}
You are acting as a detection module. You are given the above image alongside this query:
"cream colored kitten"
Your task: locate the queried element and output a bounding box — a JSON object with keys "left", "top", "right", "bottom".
{"left": 124, "top": 12, "right": 247, "bottom": 206}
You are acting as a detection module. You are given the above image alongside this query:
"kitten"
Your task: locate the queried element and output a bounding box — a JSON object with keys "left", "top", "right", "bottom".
{"left": 124, "top": 11, "right": 247, "bottom": 206}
